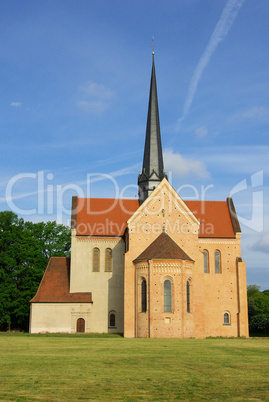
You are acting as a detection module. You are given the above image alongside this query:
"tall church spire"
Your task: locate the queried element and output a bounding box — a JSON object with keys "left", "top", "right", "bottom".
{"left": 138, "top": 53, "right": 167, "bottom": 204}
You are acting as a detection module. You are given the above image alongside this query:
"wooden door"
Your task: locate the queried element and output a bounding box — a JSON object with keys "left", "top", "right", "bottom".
{"left": 77, "top": 318, "right": 85, "bottom": 333}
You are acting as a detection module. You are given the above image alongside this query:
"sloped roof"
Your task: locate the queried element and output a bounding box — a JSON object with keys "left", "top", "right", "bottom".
{"left": 72, "top": 197, "right": 238, "bottom": 238}
{"left": 30, "top": 257, "right": 92, "bottom": 303}
{"left": 185, "top": 200, "right": 236, "bottom": 238}
{"left": 72, "top": 197, "right": 139, "bottom": 236}
{"left": 134, "top": 232, "right": 193, "bottom": 262}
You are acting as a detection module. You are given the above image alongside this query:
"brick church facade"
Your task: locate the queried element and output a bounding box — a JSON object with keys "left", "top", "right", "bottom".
{"left": 30, "top": 54, "right": 249, "bottom": 338}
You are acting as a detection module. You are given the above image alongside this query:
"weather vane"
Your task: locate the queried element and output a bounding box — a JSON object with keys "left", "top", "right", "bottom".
{"left": 151, "top": 36, "right": 156, "bottom": 54}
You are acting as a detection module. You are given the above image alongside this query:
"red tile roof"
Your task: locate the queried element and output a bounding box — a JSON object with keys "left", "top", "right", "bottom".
{"left": 73, "top": 197, "right": 139, "bottom": 236}
{"left": 72, "top": 197, "right": 237, "bottom": 238}
{"left": 134, "top": 232, "right": 193, "bottom": 262}
{"left": 30, "top": 257, "right": 92, "bottom": 303}
{"left": 185, "top": 200, "right": 236, "bottom": 238}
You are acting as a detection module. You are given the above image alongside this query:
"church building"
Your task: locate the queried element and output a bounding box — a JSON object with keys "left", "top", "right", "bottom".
{"left": 30, "top": 54, "right": 249, "bottom": 338}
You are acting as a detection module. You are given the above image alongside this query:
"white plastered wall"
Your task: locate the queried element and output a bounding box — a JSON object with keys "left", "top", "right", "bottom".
{"left": 30, "top": 303, "right": 92, "bottom": 333}
{"left": 70, "top": 233, "right": 125, "bottom": 333}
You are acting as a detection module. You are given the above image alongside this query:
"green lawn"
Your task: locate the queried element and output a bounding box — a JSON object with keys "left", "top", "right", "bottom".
{"left": 0, "top": 334, "right": 268, "bottom": 401}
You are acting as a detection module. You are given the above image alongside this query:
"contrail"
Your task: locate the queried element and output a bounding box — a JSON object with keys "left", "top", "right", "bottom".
{"left": 178, "top": 0, "right": 245, "bottom": 126}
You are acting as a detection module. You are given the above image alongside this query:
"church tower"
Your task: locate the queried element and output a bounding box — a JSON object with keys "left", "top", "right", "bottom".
{"left": 138, "top": 53, "right": 167, "bottom": 204}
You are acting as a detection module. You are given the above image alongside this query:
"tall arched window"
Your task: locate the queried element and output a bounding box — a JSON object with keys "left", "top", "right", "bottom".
{"left": 164, "top": 279, "right": 172, "bottom": 313}
{"left": 109, "top": 312, "right": 116, "bottom": 327}
{"left": 141, "top": 279, "right": 147, "bottom": 313}
{"left": 92, "top": 248, "right": 100, "bottom": 272}
{"left": 187, "top": 280, "right": 191, "bottom": 313}
{"left": 105, "top": 248, "right": 112, "bottom": 272}
{"left": 224, "top": 312, "right": 230, "bottom": 325}
{"left": 203, "top": 250, "right": 209, "bottom": 273}
{"left": 215, "top": 250, "right": 221, "bottom": 273}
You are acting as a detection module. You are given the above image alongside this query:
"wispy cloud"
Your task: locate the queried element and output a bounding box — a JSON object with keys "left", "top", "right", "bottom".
{"left": 202, "top": 145, "right": 269, "bottom": 175}
{"left": 82, "top": 81, "right": 115, "bottom": 99}
{"left": 164, "top": 148, "right": 210, "bottom": 179}
{"left": 231, "top": 106, "right": 269, "bottom": 122}
{"left": 253, "top": 233, "right": 269, "bottom": 253}
{"left": 178, "top": 0, "right": 245, "bottom": 126}
{"left": 77, "top": 100, "right": 109, "bottom": 114}
{"left": 195, "top": 126, "right": 208, "bottom": 139}
{"left": 10, "top": 102, "right": 22, "bottom": 107}
{"left": 77, "top": 81, "right": 116, "bottom": 115}
{"left": 0, "top": 163, "right": 140, "bottom": 204}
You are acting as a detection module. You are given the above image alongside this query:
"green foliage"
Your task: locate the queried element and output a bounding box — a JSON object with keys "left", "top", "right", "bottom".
{"left": 0, "top": 211, "right": 71, "bottom": 331}
{"left": 247, "top": 284, "right": 269, "bottom": 335}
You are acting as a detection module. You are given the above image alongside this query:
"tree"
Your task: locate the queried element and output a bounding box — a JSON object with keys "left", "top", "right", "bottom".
{"left": 247, "top": 284, "right": 269, "bottom": 335}
{"left": 247, "top": 284, "right": 261, "bottom": 298}
{"left": 0, "top": 211, "right": 71, "bottom": 331}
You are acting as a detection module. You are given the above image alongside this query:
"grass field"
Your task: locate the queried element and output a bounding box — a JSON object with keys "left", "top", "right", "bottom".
{"left": 0, "top": 333, "right": 268, "bottom": 401}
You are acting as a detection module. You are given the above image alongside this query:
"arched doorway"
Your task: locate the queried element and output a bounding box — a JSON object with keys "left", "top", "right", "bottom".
{"left": 76, "top": 318, "right": 85, "bottom": 333}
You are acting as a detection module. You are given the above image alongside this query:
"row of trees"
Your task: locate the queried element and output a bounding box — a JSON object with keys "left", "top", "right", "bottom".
{"left": 248, "top": 285, "right": 269, "bottom": 335}
{"left": 0, "top": 211, "right": 71, "bottom": 331}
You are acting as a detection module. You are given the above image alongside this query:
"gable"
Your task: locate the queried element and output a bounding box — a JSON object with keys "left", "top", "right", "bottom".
{"left": 128, "top": 178, "right": 200, "bottom": 228}
{"left": 71, "top": 183, "right": 238, "bottom": 238}
{"left": 134, "top": 232, "right": 193, "bottom": 262}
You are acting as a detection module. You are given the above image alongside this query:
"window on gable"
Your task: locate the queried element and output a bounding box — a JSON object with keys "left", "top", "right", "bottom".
{"left": 141, "top": 279, "right": 147, "bottom": 313}
{"left": 164, "top": 279, "right": 172, "bottom": 313}
{"left": 203, "top": 250, "right": 209, "bottom": 273}
{"left": 187, "top": 280, "right": 191, "bottom": 313}
{"left": 92, "top": 248, "right": 100, "bottom": 272}
{"left": 105, "top": 248, "right": 112, "bottom": 272}
{"left": 224, "top": 312, "right": 230, "bottom": 325}
{"left": 215, "top": 250, "right": 221, "bottom": 273}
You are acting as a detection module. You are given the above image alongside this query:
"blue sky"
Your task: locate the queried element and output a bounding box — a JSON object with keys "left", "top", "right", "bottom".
{"left": 0, "top": 0, "right": 268, "bottom": 289}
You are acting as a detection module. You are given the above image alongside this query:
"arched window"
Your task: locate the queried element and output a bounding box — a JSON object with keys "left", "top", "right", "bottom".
{"left": 224, "top": 312, "right": 230, "bottom": 325}
{"left": 109, "top": 312, "right": 116, "bottom": 327}
{"left": 187, "top": 280, "right": 190, "bottom": 313}
{"left": 215, "top": 250, "right": 221, "bottom": 273}
{"left": 203, "top": 250, "right": 209, "bottom": 273}
{"left": 105, "top": 248, "right": 112, "bottom": 272}
{"left": 141, "top": 279, "right": 147, "bottom": 313}
{"left": 76, "top": 318, "right": 85, "bottom": 333}
{"left": 164, "top": 279, "right": 172, "bottom": 313}
{"left": 92, "top": 248, "right": 100, "bottom": 272}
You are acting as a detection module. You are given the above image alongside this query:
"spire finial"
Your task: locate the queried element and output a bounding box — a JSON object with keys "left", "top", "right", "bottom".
{"left": 151, "top": 36, "right": 155, "bottom": 55}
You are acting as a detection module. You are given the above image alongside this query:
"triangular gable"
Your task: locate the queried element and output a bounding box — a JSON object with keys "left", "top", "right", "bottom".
{"left": 133, "top": 232, "right": 193, "bottom": 262}
{"left": 128, "top": 178, "right": 200, "bottom": 227}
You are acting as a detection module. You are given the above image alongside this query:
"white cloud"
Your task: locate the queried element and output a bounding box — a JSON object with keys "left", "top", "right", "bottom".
{"left": 163, "top": 148, "right": 210, "bottom": 179}
{"left": 77, "top": 100, "right": 108, "bottom": 114}
{"left": 195, "top": 126, "right": 208, "bottom": 139}
{"left": 253, "top": 233, "right": 269, "bottom": 253}
{"left": 10, "top": 102, "right": 22, "bottom": 107}
{"left": 77, "top": 81, "right": 115, "bottom": 115}
{"left": 203, "top": 145, "right": 269, "bottom": 175}
{"left": 82, "top": 81, "right": 115, "bottom": 100}
{"left": 233, "top": 106, "right": 269, "bottom": 121}
{"left": 178, "top": 0, "right": 245, "bottom": 125}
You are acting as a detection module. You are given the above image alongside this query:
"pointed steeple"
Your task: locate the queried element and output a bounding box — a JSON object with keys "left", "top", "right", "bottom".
{"left": 138, "top": 53, "right": 167, "bottom": 204}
